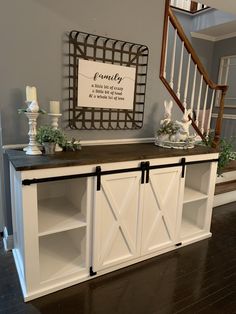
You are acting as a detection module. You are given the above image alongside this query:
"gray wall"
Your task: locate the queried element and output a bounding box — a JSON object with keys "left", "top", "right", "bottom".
{"left": 1, "top": 0, "right": 175, "bottom": 233}
{"left": 0, "top": 115, "right": 5, "bottom": 232}
{"left": 174, "top": 9, "right": 236, "bottom": 145}
{"left": 193, "top": 9, "right": 236, "bottom": 32}
{"left": 211, "top": 37, "right": 236, "bottom": 89}
{"left": 0, "top": 0, "right": 170, "bottom": 145}
{"left": 174, "top": 10, "right": 215, "bottom": 74}
{"left": 211, "top": 37, "right": 236, "bottom": 145}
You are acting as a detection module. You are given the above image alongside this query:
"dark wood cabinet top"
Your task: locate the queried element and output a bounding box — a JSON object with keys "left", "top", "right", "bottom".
{"left": 6, "top": 143, "right": 218, "bottom": 171}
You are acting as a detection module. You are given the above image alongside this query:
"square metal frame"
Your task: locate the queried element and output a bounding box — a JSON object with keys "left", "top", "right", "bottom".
{"left": 68, "top": 30, "right": 149, "bottom": 130}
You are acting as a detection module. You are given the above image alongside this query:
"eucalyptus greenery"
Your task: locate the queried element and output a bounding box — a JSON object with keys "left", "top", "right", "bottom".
{"left": 36, "top": 126, "right": 65, "bottom": 144}
{"left": 157, "top": 121, "right": 180, "bottom": 137}
{"left": 36, "top": 126, "right": 81, "bottom": 151}
{"left": 62, "top": 138, "right": 81, "bottom": 152}
{"left": 203, "top": 132, "right": 236, "bottom": 176}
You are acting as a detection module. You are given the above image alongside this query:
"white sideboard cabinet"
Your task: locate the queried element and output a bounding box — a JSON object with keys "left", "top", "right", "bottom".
{"left": 7, "top": 144, "right": 218, "bottom": 301}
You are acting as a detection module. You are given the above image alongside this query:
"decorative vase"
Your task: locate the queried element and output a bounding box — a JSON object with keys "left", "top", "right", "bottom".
{"left": 43, "top": 142, "right": 56, "bottom": 155}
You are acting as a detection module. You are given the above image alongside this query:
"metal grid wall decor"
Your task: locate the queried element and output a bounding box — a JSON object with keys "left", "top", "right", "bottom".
{"left": 68, "top": 30, "right": 149, "bottom": 130}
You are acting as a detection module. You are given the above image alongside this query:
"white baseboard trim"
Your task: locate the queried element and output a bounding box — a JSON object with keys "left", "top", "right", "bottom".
{"left": 2, "top": 137, "right": 155, "bottom": 152}
{"left": 3, "top": 226, "right": 13, "bottom": 251}
{"left": 214, "top": 191, "right": 236, "bottom": 208}
{"left": 81, "top": 137, "right": 155, "bottom": 146}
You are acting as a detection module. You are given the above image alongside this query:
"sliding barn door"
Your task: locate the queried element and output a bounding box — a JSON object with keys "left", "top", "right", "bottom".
{"left": 141, "top": 167, "right": 182, "bottom": 255}
{"left": 92, "top": 171, "right": 142, "bottom": 272}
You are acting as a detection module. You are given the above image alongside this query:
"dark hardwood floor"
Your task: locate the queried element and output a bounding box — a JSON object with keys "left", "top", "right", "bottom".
{"left": 1, "top": 202, "right": 236, "bottom": 314}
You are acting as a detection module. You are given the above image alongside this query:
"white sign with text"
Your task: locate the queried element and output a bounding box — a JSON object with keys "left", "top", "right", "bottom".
{"left": 77, "top": 59, "right": 136, "bottom": 110}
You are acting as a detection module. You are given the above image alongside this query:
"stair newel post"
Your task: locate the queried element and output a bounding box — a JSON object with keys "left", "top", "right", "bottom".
{"left": 212, "top": 86, "right": 228, "bottom": 148}
{"left": 201, "top": 84, "right": 209, "bottom": 134}
{"left": 206, "top": 89, "right": 215, "bottom": 137}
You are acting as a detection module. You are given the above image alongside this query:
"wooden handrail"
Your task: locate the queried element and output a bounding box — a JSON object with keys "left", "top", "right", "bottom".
{"left": 160, "top": 0, "right": 228, "bottom": 147}
{"left": 168, "top": 9, "right": 227, "bottom": 92}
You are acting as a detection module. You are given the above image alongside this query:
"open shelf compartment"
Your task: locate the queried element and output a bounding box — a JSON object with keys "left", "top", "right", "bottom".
{"left": 37, "top": 178, "right": 87, "bottom": 236}
{"left": 39, "top": 228, "right": 87, "bottom": 283}
{"left": 184, "top": 162, "right": 211, "bottom": 203}
{"left": 180, "top": 199, "right": 208, "bottom": 240}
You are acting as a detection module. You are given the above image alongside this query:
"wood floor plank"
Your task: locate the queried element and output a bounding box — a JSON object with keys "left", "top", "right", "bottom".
{"left": 0, "top": 202, "right": 236, "bottom": 314}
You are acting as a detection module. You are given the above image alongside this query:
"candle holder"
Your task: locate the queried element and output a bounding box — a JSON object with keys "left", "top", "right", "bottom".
{"left": 48, "top": 113, "right": 63, "bottom": 152}
{"left": 24, "top": 112, "right": 42, "bottom": 155}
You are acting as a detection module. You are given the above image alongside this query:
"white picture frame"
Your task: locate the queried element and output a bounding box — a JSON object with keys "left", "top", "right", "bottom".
{"left": 77, "top": 59, "right": 136, "bottom": 110}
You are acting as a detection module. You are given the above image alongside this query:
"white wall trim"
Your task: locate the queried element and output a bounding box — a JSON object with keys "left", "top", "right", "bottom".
{"left": 2, "top": 137, "right": 155, "bottom": 152}
{"left": 191, "top": 31, "right": 236, "bottom": 42}
{"left": 3, "top": 226, "right": 13, "bottom": 251}
{"left": 81, "top": 137, "right": 155, "bottom": 146}
{"left": 212, "top": 113, "right": 236, "bottom": 120}
{"left": 2, "top": 143, "right": 26, "bottom": 152}
{"left": 172, "top": 7, "right": 212, "bottom": 17}
{"left": 191, "top": 32, "right": 217, "bottom": 42}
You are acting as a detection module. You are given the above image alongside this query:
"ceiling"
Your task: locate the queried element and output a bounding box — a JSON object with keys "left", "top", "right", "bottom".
{"left": 200, "top": 0, "right": 236, "bottom": 15}
{"left": 190, "top": 1, "right": 236, "bottom": 41}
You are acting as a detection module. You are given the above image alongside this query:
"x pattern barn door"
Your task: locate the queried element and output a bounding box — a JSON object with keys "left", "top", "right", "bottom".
{"left": 141, "top": 167, "right": 182, "bottom": 255}
{"left": 93, "top": 172, "right": 142, "bottom": 272}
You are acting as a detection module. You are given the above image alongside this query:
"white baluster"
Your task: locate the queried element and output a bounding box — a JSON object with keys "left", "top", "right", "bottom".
{"left": 177, "top": 0, "right": 182, "bottom": 9}
{"left": 190, "top": 64, "right": 197, "bottom": 112}
{"left": 185, "top": 0, "right": 191, "bottom": 11}
{"left": 206, "top": 89, "right": 216, "bottom": 136}
{"left": 176, "top": 41, "right": 184, "bottom": 99}
{"left": 183, "top": 53, "right": 191, "bottom": 108}
{"left": 163, "top": 17, "right": 169, "bottom": 79}
{"left": 201, "top": 84, "right": 209, "bottom": 134}
{"left": 170, "top": 28, "right": 177, "bottom": 89}
{"left": 196, "top": 74, "right": 203, "bottom": 126}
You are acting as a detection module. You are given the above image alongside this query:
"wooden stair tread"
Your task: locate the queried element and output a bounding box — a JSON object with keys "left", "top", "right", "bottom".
{"left": 215, "top": 180, "right": 236, "bottom": 195}
{"left": 222, "top": 160, "right": 236, "bottom": 173}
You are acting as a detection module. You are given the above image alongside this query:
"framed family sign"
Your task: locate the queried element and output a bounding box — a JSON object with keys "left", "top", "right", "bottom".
{"left": 68, "top": 30, "right": 149, "bottom": 130}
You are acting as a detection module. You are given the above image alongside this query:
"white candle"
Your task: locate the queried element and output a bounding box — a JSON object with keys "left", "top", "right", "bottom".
{"left": 26, "top": 86, "right": 37, "bottom": 102}
{"left": 50, "top": 101, "right": 60, "bottom": 114}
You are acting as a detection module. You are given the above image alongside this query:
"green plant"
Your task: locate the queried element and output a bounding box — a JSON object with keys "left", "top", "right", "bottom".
{"left": 36, "top": 126, "right": 81, "bottom": 151}
{"left": 203, "top": 133, "right": 236, "bottom": 175}
{"left": 62, "top": 138, "right": 81, "bottom": 151}
{"left": 36, "top": 126, "right": 66, "bottom": 145}
{"left": 157, "top": 121, "right": 180, "bottom": 137}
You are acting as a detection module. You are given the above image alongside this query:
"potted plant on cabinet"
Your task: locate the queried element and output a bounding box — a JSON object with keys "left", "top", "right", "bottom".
{"left": 36, "top": 126, "right": 66, "bottom": 154}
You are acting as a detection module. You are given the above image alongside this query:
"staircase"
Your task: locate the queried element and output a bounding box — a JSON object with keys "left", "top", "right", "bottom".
{"left": 214, "top": 160, "right": 236, "bottom": 207}
{"left": 160, "top": 0, "right": 228, "bottom": 148}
